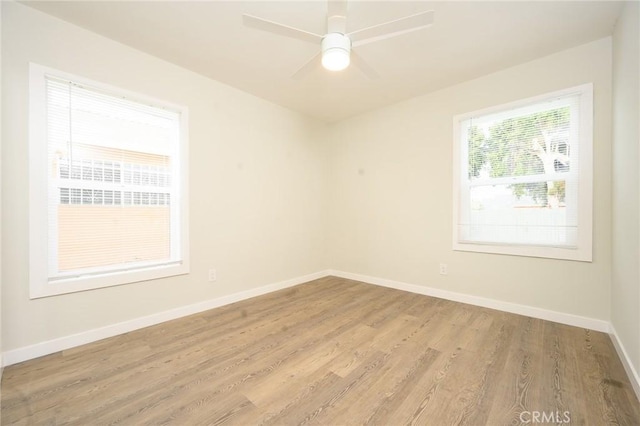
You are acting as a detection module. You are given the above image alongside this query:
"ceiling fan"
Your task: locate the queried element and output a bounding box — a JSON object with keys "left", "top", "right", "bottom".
{"left": 242, "top": 1, "right": 434, "bottom": 79}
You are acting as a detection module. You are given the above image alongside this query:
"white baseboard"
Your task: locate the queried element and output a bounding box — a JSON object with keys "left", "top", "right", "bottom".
{"left": 4, "top": 269, "right": 638, "bottom": 400}
{"left": 610, "top": 325, "right": 640, "bottom": 401}
{"left": 332, "top": 269, "right": 640, "bottom": 398}
{"left": 0, "top": 268, "right": 625, "bottom": 382}
{"left": 2, "top": 270, "right": 331, "bottom": 367}
{"left": 329, "top": 270, "right": 611, "bottom": 332}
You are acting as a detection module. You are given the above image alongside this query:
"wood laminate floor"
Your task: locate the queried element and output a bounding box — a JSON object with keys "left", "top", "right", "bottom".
{"left": 2, "top": 277, "right": 639, "bottom": 425}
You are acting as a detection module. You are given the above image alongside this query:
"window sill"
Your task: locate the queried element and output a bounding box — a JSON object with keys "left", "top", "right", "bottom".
{"left": 29, "top": 262, "right": 190, "bottom": 299}
{"left": 453, "top": 241, "right": 592, "bottom": 262}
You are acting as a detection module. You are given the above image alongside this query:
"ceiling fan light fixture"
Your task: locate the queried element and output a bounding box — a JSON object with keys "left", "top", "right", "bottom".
{"left": 243, "top": 4, "right": 435, "bottom": 79}
{"left": 321, "top": 33, "right": 351, "bottom": 71}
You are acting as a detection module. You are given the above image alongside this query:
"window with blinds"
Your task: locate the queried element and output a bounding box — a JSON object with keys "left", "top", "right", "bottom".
{"left": 453, "top": 84, "right": 593, "bottom": 261}
{"left": 29, "top": 64, "right": 189, "bottom": 298}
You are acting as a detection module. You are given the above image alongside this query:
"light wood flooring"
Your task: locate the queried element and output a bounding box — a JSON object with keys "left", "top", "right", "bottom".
{"left": 2, "top": 276, "right": 639, "bottom": 425}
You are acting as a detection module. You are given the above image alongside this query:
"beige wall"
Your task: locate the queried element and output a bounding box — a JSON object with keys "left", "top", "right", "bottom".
{"left": 612, "top": 1, "right": 640, "bottom": 374}
{"left": 327, "top": 37, "right": 612, "bottom": 320}
{"left": 1, "top": 2, "right": 328, "bottom": 351}
{"left": 0, "top": 0, "right": 631, "bottom": 365}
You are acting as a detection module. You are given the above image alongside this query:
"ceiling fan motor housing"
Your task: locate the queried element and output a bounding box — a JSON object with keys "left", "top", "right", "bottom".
{"left": 321, "top": 33, "right": 351, "bottom": 71}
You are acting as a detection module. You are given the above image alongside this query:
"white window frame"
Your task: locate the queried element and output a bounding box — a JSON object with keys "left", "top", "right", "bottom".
{"left": 29, "top": 63, "right": 190, "bottom": 298}
{"left": 452, "top": 84, "right": 593, "bottom": 262}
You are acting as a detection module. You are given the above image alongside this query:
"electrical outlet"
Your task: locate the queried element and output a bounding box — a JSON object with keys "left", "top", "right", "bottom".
{"left": 208, "top": 268, "right": 217, "bottom": 282}
{"left": 439, "top": 263, "right": 448, "bottom": 275}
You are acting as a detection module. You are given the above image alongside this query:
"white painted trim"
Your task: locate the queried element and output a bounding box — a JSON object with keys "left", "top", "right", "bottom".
{"left": 28, "top": 62, "right": 191, "bottom": 299}
{"left": 610, "top": 324, "right": 640, "bottom": 402}
{"left": 329, "top": 270, "right": 610, "bottom": 332}
{"left": 452, "top": 83, "right": 594, "bottom": 263}
{"left": 2, "top": 270, "right": 331, "bottom": 367}
{"left": 1, "top": 269, "right": 619, "bottom": 371}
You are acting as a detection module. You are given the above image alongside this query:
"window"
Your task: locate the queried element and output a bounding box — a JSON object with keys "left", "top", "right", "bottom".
{"left": 29, "top": 64, "right": 189, "bottom": 298}
{"left": 453, "top": 84, "right": 593, "bottom": 261}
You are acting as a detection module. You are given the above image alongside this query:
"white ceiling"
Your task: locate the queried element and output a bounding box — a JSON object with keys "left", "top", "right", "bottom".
{"left": 22, "top": 1, "right": 624, "bottom": 122}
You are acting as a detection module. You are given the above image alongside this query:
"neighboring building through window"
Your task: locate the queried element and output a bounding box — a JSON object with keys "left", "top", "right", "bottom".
{"left": 29, "top": 64, "right": 189, "bottom": 298}
{"left": 453, "top": 84, "right": 593, "bottom": 261}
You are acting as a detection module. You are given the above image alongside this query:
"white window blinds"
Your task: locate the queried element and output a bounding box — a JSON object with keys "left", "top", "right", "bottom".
{"left": 45, "top": 75, "right": 183, "bottom": 281}
{"left": 454, "top": 84, "right": 593, "bottom": 261}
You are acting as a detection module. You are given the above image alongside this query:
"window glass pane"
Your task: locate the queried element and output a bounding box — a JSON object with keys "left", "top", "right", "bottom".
{"left": 103, "top": 162, "right": 112, "bottom": 182}
{"left": 93, "top": 189, "right": 103, "bottom": 205}
{"left": 463, "top": 181, "right": 576, "bottom": 246}
{"left": 82, "top": 160, "right": 92, "bottom": 181}
{"left": 113, "top": 164, "right": 121, "bottom": 183}
{"left": 60, "top": 188, "right": 70, "bottom": 204}
{"left": 468, "top": 106, "right": 571, "bottom": 181}
{"left": 59, "top": 159, "right": 69, "bottom": 179}
{"left": 45, "top": 75, "right": 182, "bottom": 278}
{"left": 82, "top": 189, "right": 92, "bottom": 205}
{"left": 455, "top": 86, "right": 591, "bottom": 258}
{"left": 93, "top": 161, "right": 103, "bottom": 182}
{"left": 71, "top": 160, "right": 81, "bottom": 180}
{"left": 70, "top": 188, "right": 81, "bottom": 204}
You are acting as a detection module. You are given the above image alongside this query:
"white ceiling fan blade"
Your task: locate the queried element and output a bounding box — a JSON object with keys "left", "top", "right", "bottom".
{"left": 327, "top": 0, "right": 348, "bottom": 33}
{"left": 350, "top": 51, "right": 379, "bottom": 79}
{"left": 349, "top": 10, "right": 434, "bottom": 47}
{"left": 243, "top": 14, "right": 323, "bottom": 44}
{"left": 292, "top": 53, "right": 322, "bottom": 80}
